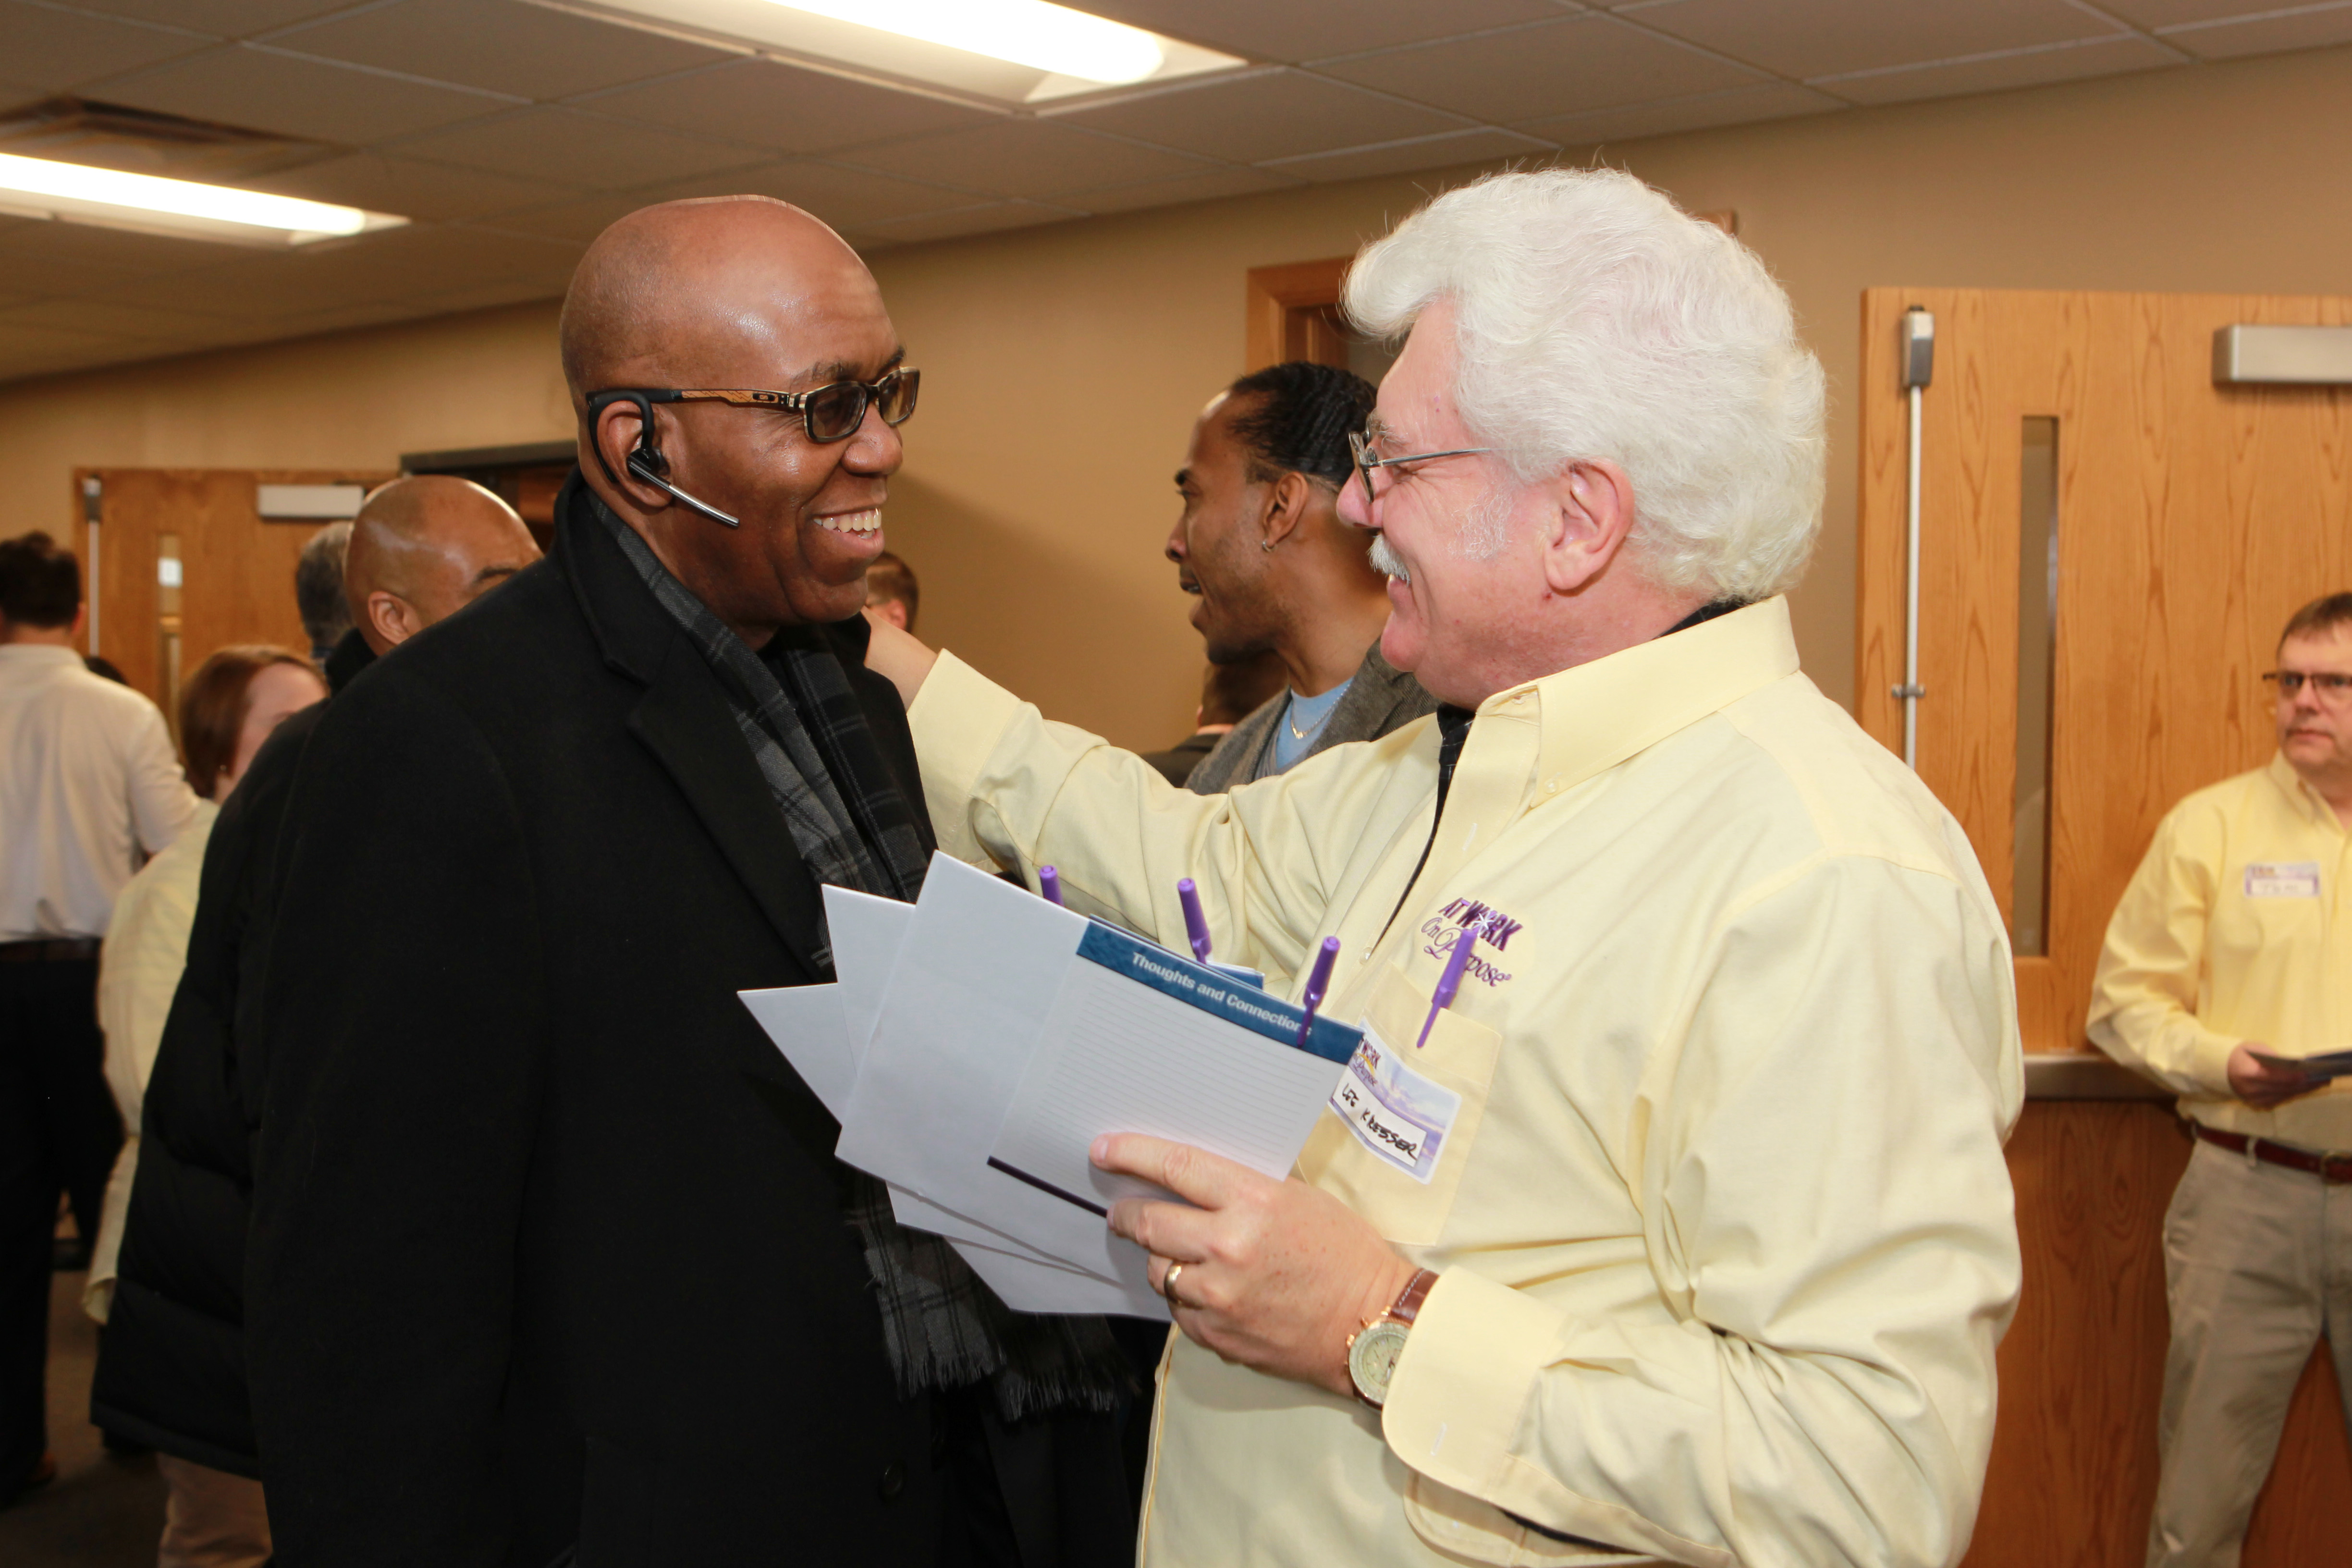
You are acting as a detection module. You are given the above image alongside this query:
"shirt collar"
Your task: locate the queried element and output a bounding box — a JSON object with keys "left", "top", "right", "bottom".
{"left": 2266, "top": 751, "right": 2344, "bottom": 831}
{"left": 1476, "top": 595, "right": 1801, "bottom": 798}
{"left": 0, "top": 644, "right": 86, "bottom": 669}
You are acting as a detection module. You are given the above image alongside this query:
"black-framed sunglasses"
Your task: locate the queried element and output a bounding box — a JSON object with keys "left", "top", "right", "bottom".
{"left": 1348, "top": 428, "right": 1492, "bottom": 504}
{"left": 587, "top": 366, "right": 919, "bottom": 445}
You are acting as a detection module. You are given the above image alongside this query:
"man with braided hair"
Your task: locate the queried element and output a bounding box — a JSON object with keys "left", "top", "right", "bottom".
{"left": 1168, "top": 361, "right": 1436, "bottom": 792}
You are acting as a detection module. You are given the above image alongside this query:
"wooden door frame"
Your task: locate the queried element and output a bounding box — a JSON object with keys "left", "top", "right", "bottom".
{"left": 1244, "top": 257, "right": 1351, "bottom": 373}
{"left": 72, "top": 466, "right": 397, "bottom": 700}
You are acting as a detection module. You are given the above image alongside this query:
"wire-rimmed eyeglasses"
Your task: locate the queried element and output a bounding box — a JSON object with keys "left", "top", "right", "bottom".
{"left": 2264, "top": 669, "right": 2352, "bottom": 703}
{"left": 1348, "top": 428, "right": 1491, "bottom": 504}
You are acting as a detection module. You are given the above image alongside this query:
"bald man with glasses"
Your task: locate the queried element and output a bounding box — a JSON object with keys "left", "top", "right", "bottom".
{"left": 2093, "top": 590, "right": 2352, "bottom": 1568}
{"left": 247, "top": 197, "right": 1133, "bottom": 1568}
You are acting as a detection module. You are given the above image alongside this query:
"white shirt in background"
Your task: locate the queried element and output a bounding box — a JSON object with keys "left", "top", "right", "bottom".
{"left": 0, "top": 643, "right": 199, "bottom": 941}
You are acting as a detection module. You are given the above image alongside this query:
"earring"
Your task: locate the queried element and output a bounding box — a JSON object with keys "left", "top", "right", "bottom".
{"left": 1261, "top": 539, "right": 1276, "bottom": 552}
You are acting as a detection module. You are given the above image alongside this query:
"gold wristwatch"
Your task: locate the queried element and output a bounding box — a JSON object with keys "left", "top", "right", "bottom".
{"left": 1347, "top": 1268, "right": 1438, "bottom": 1408}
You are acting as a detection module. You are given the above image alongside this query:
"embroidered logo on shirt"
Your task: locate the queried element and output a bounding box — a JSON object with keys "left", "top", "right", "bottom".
{"left": 1419, "top": 897, "right": 1519, "bottom": 987}
{"left": 2244, "top": 862, "right": 2321, "bottom": 898}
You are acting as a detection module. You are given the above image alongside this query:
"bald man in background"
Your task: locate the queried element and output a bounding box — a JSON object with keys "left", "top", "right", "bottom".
{"left": 90, "top": 477, "right": 539, "bottom": 1550}
{"left": 247, "top": 198, "right": 1134, "bottom": 1568}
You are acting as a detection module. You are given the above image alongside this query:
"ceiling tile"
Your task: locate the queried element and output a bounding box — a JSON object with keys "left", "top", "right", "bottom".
{"left": 1826, "top": 33, "right": 2179, "bottom": 104}
{"left": 485, "top": 160, "right": 971, "bottom": 243}
{"left": 390, "top": 106, "right": 772, "bottom": 191}
{"left": 1263, "top": 128, "right": 1555, "bottom": 184}
{"left": 580, "top": 58, "right": 995, "bottom": 155}
{"left": 2158, "top": 5, "right": 2352, "bottom": 59}
{"left": 0, "top": 218, "right": 255, "bottom": 293}
{"left": 857, "top": 200, "right": 1082, "bottom": 246}
{"left": 1621, "top": 0, "right": 2120, "bottom": 81}
{"left": 57, "top": 0, "right": 353, "bottom": 37}
{"left": 2094, "top": 0, "right": 2318, "bottom": 23}
{"left": 1054, "top": 69, "right": 1471, "bottom": 164}
{"left": 1073, "top": 0, "right": 1572, "bottom": 64}
{"left": 98, "top": 43, "right": 513, "bottom": 143}
{"left": 1060, "top": 164, "right": 1301, "bottom": 214}
{"left": 835, "top": 120, "right": 1209, "bottom": 199}
{"left": 243, "top": 151, "right": 582, "bottom": 223}
{"left": 0, "top": 318, "right": 152, "bottom": 360}
{"left": 328, "top": 222, "right": 584, "bottom": 282}
{"left": 86, "top": 221, "right": 579, "bottom": 317}
{"left": 1319, "top": 14, "right": 1764, "bottom": 123}
{"left": 1517, "top": 81, "right": 1845, "bottom": 144}
{"left": 385, "top": 276, "right": 572, "bottom": 316}
{"left": 267, "top": 0, "right": 732, "bottom": 102}
{"left": 0, "top": 297, "right": 214, "bottom": 341}
{"left": 0, "top": 1, "right": 217, "bottom": 94}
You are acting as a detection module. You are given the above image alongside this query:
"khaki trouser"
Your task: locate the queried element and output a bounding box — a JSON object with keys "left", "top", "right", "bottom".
{"left": 2147, "top": 1138, "right": 2352, "bottom": 1568}
{"left": 156, "top": 1454, "right": 270, "bottom": 1568}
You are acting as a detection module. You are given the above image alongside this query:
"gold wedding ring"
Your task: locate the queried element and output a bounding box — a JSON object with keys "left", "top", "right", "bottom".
{"left": 1161, "top": 1262, "right": 1186, "bottom": 1307}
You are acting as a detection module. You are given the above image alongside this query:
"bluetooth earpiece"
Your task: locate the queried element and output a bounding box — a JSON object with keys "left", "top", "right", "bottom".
{"left": 588, "top": 389, "right": 741, "bottom": 530}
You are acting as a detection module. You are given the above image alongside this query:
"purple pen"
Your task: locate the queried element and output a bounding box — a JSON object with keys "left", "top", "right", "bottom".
{"left": 1416, "top": 931, "right": 1476, "bottom": 1049}
{"left": 1292, "top": 936, "right": 1342, "bottom": 1052}
{"left": 1177, "top": 878, "right": 1212, "bottom": 963}
{"left": 1039, "top": 865, "right": 1064, "bottom": 906}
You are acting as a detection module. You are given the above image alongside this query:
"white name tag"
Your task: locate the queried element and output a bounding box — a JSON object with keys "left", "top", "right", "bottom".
{"left": 2245, "top": 861, "right": 2322, "bottom": 899}
{"left": 1330, "top": 1026, "right": 1461, "bottom": 1184}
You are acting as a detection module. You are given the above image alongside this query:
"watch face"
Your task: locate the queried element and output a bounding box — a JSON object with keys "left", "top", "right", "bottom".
{"left": 1349, "top": 1320, "right": 1411, "bottom": 1406}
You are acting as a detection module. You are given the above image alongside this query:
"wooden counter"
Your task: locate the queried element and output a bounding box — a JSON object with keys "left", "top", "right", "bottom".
{"left": 1964, "top": 1075, "right": 2352, "bottom": 1567}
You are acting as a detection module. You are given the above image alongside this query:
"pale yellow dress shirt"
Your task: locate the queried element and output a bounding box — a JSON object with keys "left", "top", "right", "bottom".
{"left": 910, "top": 599, "right": 2024, "bottom": 1568}
{"left": 2089, "top": 754, "right": 2352, "bottom": 1148}
{"left": 86, "top": 797, "right": 218, "bottom": 1323}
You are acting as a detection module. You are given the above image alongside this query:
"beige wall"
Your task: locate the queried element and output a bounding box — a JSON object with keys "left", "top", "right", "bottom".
{"left": 5, "top": 43, "right": 2350, "bottom": 750}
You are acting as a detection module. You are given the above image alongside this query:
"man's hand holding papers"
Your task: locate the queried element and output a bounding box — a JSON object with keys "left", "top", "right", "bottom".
{"left": 1095, "top": 1133, "right": 1417, "bottom": 1398}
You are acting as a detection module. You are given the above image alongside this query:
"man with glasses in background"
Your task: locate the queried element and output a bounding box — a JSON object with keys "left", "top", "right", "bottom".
{"left": 2092, "top": 590, "right": 2352, "bottom": 1568}
{"left": 247, "top": 197, "right": 1133, "bottom": 1568}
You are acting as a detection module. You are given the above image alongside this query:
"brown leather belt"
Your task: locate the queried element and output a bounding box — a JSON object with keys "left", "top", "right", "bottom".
{"left": 2194, "top": 1123, "right": 2352, "bottom": 1183}
{"left": 0, "top": 937, "right": 101, "bottom": 963}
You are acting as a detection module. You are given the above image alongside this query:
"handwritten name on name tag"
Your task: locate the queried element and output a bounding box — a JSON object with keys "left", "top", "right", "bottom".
{"left": 2245, "top": 862, "right": 2322, "bottom": 899}
{"left": 1331, "top": 1027, "right": 1462, "bottom": 1184}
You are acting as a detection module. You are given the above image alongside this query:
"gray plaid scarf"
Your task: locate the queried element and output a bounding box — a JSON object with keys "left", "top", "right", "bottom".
{"left": 593, "top": 498, "right": 1128, "bottom": 1420}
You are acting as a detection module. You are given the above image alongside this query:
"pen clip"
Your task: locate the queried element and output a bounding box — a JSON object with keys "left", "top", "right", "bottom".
{"left": 1416, "top": 930, "right": 1477, "bottom": 1050}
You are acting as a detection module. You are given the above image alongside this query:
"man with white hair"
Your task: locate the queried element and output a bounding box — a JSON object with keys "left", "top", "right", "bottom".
{"left": 866, "top": 169, "right": 2023, "bottom": 1568}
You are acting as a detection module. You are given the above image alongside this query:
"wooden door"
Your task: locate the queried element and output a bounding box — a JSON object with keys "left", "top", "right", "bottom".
{"left": 1854, "top": 289, "right": 2352, "bottom": 1568}
{"left": 74, "top": 467, "right": 395, "bottom": 727}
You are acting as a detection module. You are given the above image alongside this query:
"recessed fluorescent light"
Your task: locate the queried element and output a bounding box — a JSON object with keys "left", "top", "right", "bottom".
{"left": 769, "top": 0, "right": 1162, "bottom": 84}
{"left": 0, "top": 152, "right": 405, "bottom": 247}
{"left": 537, "top": 0, "right": 1244, "bottom": 105}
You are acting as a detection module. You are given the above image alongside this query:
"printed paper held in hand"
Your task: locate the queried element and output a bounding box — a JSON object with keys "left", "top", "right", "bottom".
{"left": 2250, "top": 1047, "right": 2352, "bottom": 1083}
{"left": 747, "top": 853, "right": 1356, "bottom": 1317}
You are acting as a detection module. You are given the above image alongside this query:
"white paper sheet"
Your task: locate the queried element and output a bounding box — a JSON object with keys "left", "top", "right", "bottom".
{"left": 741, "top": 883, "right": 1147, "bottom": 1312}
{"left": 837, "top": 858, "right": 1166, "bottom": 1309}
{"left": 987, "top": 923, "right": 1351, "bottom": 1271}
{"left": 737, "top": 981, "right": 857, "bottom": 1115}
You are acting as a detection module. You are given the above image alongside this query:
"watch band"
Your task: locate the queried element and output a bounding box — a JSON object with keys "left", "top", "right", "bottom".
{"left": 1388, "top": 1268, "right": 1438, "bottom": 1326}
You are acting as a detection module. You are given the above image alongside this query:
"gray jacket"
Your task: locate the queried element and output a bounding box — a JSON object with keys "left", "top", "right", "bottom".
{"left": 1185, "top": 643, "right": 1437, "bottom": 794}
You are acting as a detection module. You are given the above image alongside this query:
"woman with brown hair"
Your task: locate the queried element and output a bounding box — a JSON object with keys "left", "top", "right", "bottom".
{"left": 86, "top": 645, "right": 322, "bottom": 1568}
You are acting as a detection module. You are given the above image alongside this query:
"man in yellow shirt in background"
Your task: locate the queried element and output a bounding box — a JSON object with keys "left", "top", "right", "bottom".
{"left": 2091, "top": 591, "right": 2352, "bottom": 1568}
{"left": 869, "top": 169, "right": 2024, "bottom": 1568}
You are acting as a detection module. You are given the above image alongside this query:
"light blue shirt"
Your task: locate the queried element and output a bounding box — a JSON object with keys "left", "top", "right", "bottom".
{"left": 1266, "top": 678, "right": 1354, "bottom": 775}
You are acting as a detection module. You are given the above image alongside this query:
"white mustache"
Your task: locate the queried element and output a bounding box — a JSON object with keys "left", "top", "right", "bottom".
{"left": 1369, "top": 535, "right": 1411, "bottom": 584}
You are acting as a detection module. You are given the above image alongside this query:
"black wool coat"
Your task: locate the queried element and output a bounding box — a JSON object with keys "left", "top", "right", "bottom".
{"left": 92, "top": 630, "right": 372, "bottom": 1475}
{"left": 246, "top": 478, "right": 948, "bottom": 1567}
